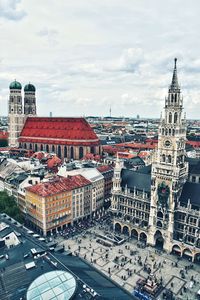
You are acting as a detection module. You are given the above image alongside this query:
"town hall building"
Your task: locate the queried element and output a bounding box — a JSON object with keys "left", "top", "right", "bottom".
{"left": 111, "top": 59, "right": 200, "bottom": 262}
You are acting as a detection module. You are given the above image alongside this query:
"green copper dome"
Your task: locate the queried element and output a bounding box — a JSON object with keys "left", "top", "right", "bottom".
{"left": 9, "top": 80, "right": 22, "bottom": 90}
{"left": 24, "top": 83, "right": 36, "bottom": 92}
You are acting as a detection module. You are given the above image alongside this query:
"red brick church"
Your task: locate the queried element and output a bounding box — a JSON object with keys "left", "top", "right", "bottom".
{"left": 8, "top": 81, "right": 101, "bottom": 159}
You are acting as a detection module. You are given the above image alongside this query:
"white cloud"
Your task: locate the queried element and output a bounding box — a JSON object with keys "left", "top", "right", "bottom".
{"left": 0, "top": 0, "right": 26, "bottom": 20}
{"left": 0, "top": 0, "right": 200, "bottom": 118}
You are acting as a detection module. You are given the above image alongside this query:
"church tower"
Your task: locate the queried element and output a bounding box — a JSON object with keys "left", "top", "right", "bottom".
{"left": 148, "top": 59, "right": 188, "bottom": 252}
{"left": 111, "top": 153, "right": 123, "bottom": 213}
{"left": 24, "top": 83, "right": 36, "bottom": 116}
{"left": 8, "top": 80, "right": 24, "bottom": 147}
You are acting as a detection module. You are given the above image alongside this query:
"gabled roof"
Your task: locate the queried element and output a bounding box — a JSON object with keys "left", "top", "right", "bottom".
{"left": 97, "top": 165, "right": 113, "bottom": 173}
{"left": 19, "top": 117, "right": 100, "bottom": 146}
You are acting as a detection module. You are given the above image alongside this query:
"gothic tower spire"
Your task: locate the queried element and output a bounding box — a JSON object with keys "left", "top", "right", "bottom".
{"left": 148, "top": 58, "right": 188, "bottom": 252}
{"left": 170, "top": 58, "right": 179, "bottom": 91}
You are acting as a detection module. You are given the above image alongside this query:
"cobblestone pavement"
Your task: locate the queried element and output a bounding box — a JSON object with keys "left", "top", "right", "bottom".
{"left": 56, "top": 225, "right": 200, "bottom": 300}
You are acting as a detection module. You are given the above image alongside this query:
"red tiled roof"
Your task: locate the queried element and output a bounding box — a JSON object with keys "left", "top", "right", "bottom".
{"left": 47, "top": 156, "right": 62, "bottom": 168}
{"left": 97, "top": 165, "right": 113, "bottom": 173}
{"left": 26, "top": 175, "right": 91, "bottom": 197}
{"left": 19, "top": 117, "right": 100, "bottom": 146}
{"left": 0, "top": 131, "right": 8, "bottom": 139}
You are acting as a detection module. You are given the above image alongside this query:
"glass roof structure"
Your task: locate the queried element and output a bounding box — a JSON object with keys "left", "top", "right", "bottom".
{"left": 26, "top": 270, "right": 76, "bottom": 300}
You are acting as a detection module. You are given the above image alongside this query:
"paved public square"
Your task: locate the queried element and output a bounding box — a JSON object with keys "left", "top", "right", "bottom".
{"left": 56, "top": 224, "right": 200, "bottom": 300}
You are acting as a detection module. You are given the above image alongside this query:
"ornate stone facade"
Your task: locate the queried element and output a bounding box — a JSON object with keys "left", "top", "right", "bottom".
{"left": 111, "top": 59, "right": 200, "bottom": 263}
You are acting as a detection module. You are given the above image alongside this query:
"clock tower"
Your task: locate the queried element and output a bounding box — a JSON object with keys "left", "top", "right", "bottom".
{"left": 148, "top": 59, "right": 188, "bottom": 252}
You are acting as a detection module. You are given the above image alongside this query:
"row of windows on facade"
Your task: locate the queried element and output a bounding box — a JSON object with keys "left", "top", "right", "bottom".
{"left": 160, "top": 127, "right": 185, "bottom": 136}
{"left": 21, "top": 143, "right": 98, "bottom": 158}
{"left": 177, "top": 214, "right": 199, "bottom": 225}
{"left": 175, "top": 223, "right": 197, "bottom": 234}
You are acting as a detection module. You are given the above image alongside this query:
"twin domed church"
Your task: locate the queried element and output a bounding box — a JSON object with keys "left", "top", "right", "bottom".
{"left": 8, "top": 80, "right": 101, "bottom": 159}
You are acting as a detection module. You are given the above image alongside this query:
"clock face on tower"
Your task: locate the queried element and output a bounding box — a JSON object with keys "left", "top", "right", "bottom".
{"left": 163, "top": 139, "right": 172, "bottom": 148}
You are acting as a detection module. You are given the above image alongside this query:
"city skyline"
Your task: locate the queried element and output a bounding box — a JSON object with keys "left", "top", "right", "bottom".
{"left": 1, "top": 0, "right": 200, "bottom": 118}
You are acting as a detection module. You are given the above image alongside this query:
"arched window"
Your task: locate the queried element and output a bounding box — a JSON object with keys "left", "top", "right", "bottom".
{"left": 162, "top": 128, "right": 164, "bottom": 135}
{"left": 24, "top": 143, "right": 27, "bottom": 149}
{"left": 35, "top": 144, "right": 38, "bottom": 152}
{"left": 91, "top": 146, "right": 95, "bottom": 154}
{"left": 57, "top": 145, "right": 61, "bottom": 158}
{"left": 162, "top": 154, "right": 165, "bottom": 162}
{"left": 165, "top": 129, "right": 168, "bottom": 136}
{"left": 169, "top": 128, "right": 171, "bottom": 135}
{"left": 171, "top": 94, "right": 174, "bottom": 103}
{"left": 157, "top": 211, "right": 163, "bottom": 219}
{"left": 174, "top": 112, "right": 178, "bottom": 123}
{"left": 169, "top": 112, "right": 172, "bottom": 123}
{"left": 46, "top": 145, "right": 49, "bottom": 153}
{"left": 175, "top": 94, "right": 177, "bottom": 103}
{"left": 29, "top": 143, "right": 32, "bottom": 150}
{"left": 79, "top": 147, "right": 84, "bottom": 159}
{"left": 64, "top": 146, "right": 67, "bottom": 158}
{"left": 172, "top": 129, "right": 175, "bottom": 136}
{"left": 168, "top": 155, "right": 172, "bottom": 163}
{"left": 70, "top": 147, "right": 74, "bottom": 160}
{"left": 52, "top": 145, "right": 55, "bottom": 153}
{"left": 40, "top": 144, "right": 43, "bottom": 151}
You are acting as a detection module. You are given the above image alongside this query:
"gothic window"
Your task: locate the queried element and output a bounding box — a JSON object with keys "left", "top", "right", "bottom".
{"left": 169, "top": 112, "right": 172, "bottom": 123}
{"left": 79, "top": 147, "right": 84, "bottom": 159}
{"left": 171, "top": 94, "right": 174, "bottom": 103}
{"left": 57, "top": 145, "right": 61, "bottom": 158}
{"left": 169, "top": 128, "right": 171, "bottom": 135}
{"left": 24, "top": 143, "right": 27, "bottom": 149}
{"left": 52, "top": 145, "right": 55, "bottom": 153}
{"left": 46, "top": 144, "right": 49, "bottom": 153}
{"left": 172, "top": 129, "right": 175, "bottom": 136}
{"left": 157, "top": 211, "right": 163, "bottom": 219}
{"left": 40, "top": 144, "right": 43, "bottom": 151}
{"left": 70, "top": 146, "right": 74, "bottom": 159}
{"left": 165, "top": 129, "right": 168, "bottom": 135}
{"left": 162, "top": 154, "right": 165, "bottom": 162}
{"left": 64, "top": 146, "right": 67, "bottom": 158}
{"left": 35, "top": 144, "right": 38, "bottom": 152}
{"left": 175, "top": 94, "right": 177, "bottom": 103}
{"left": 174, "top": 112, "right": 178, "bottom": 123}
{"left": 30, "top": 143, "right": 32, "bottom": 150}
{"left": 168, "top": 155, "right": 172, "bottom": 163}
{"left": 162, "top": 128, "right": 164, "bottom": 135}
{"left": 91, "top": 146, "right": 95, "bottom": 154}
{"left": 156, "top": 220, "right": 162, "bottom": 228}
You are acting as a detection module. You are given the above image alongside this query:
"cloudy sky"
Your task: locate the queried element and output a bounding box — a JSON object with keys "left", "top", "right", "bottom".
{"left": 0, "top": 0, "right": 200, "bottom": 118}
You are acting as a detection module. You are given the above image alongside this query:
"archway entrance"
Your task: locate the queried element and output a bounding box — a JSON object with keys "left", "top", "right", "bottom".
{"left": 122, "top": 225, "right": 130, "bottom": 236}
{"left": 183, "top": 248, "right": 193, "bottom": 261}
{"left": 172, "top": 244, "right": 182, "bottom": 257}
{"left": 139, "top": 232, "right": 147, "bottom": 243}
{"left": 114, "top": 223, "right": 121, "bottom": 233}
{"left": 131, "top": 229, "right": 138, "bottom": 240}
{"left": 154, "top": 230, "right": 164, "bottom": 250}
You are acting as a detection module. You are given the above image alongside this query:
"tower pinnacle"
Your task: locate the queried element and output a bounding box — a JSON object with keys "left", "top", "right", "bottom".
{"left": 170, "top": 58, "right": 179, "bottom": 91}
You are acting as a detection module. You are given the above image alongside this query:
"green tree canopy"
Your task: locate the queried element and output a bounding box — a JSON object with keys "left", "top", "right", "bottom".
{"left": 0, "top": 191, "right": 24, "bottom": 223}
